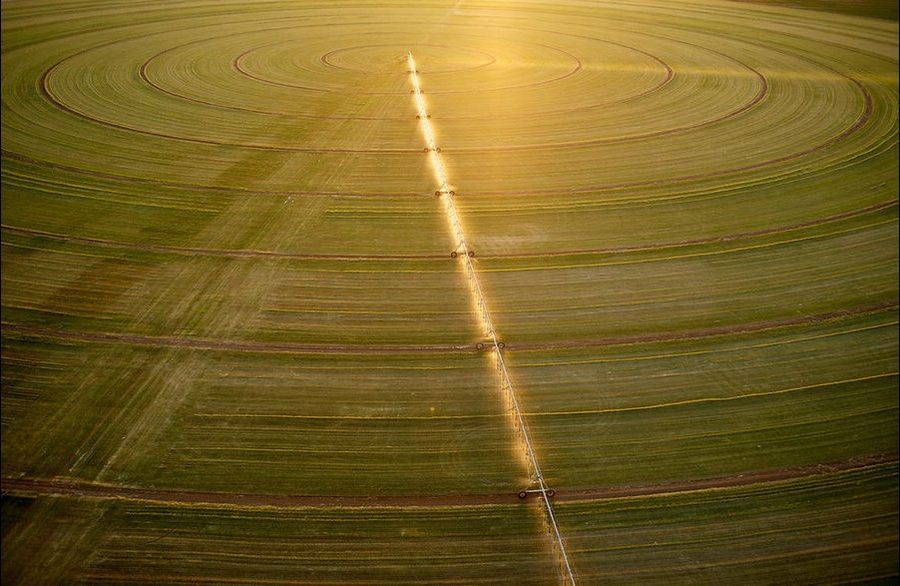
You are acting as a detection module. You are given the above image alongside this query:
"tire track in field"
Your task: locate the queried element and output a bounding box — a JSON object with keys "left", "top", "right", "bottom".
{"left": 0, "top": 323, "right": 471, "bottom": 355}
{"left": 29, "top": 15, "right": 874, "bottom": 163}
{"left": 464, "top": 71, "right": 875, "bottom": 197}
{"left": 134, "top": 23, "right": 673, "bottom": 121}
{"left": 2, "top": 301, "right": 894, "bottom": 354}
{"left": 2, "top": 150, "right": 418, "bottom": 199}
{"left": 37, "top": 34, "right": 734, "bottom": 154}
{"left": 10, "top": 66, "right": 878, "bottom": 194}
{"left": 209, "top": 30, "right": 775, "bottom": 155}
{"left": 2, "top": 453, "right": 894, "bottom": 509}
{"left": 506, "top": 300, "right": 898, "bottom": 351}
{"left": 5, "top": 57, "right": 879, "bottom": 200}
{"left": 36, "top": 50, "right": 412, "bottom": 155}
{"left": 441, "top": 35, "right": 765, "bottom": 152}
{"left": 3, "top": 199, "right": 893, "bottom": 260}
{"left": 90, "top": 32, "right": 760, "bottom": 150}
{"left": 7, "top": 3, "right": 889, "bottom": 201}
{"left": 0, "top": 223, "right": 446, "bottom": 260}
{"left": 234, "top": 35, "right": 582, "bottom": 96}
{"left": 321, "top": 43, "right": 497, "bottom": 74}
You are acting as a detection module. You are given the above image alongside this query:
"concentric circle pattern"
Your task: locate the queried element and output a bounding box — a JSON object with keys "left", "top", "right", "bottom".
{"left": 1, "top": 0, "right": 897, "bottom": 584}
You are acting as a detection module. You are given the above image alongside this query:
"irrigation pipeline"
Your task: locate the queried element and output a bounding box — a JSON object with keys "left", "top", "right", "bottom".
{"left": 407, "top": 52, "right": 576, "bottom": 586}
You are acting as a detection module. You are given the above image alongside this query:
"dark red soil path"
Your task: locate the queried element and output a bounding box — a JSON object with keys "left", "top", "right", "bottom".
{"left": 2, "top": 300, "right": 895, "bottom": 355}
{"left": 2, "top": 453, "right": 894, "bottom": 509}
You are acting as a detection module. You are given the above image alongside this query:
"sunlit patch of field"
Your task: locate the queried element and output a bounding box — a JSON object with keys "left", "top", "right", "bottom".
{"left": 2, "top": 0, "right": 897, "bottom": 583}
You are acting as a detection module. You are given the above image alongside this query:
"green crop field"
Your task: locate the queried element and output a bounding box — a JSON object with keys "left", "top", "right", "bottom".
{"left": 2, "top": 0, "right": 897, "bottom": 583}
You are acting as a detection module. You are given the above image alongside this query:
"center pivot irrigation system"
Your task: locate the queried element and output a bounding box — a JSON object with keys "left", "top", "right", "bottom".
{"left": 407, "top": 52, "right": 577, "bottom": 586}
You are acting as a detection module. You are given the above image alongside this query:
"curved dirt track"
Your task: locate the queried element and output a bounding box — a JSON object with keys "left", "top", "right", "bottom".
{"left": 3, "top": 199, "right": 894, "bottom": 261}
{"left": 2, "top": 300, "right": 894, "bottom": 355}
{"left": 3, "top": 453, "right": 894, "bottom": 509}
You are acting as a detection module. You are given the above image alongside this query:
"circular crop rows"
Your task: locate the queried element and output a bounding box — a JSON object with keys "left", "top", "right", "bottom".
{"left": 3, "top": 3, "right": 896, "bottom": 204}
{"left": 2, "top": 1, "right": 898, "bottom": 584}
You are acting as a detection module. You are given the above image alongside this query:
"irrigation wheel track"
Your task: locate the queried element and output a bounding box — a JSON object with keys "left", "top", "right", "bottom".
{"left": 3, "top": 453, "right": 895, "bottom": 509}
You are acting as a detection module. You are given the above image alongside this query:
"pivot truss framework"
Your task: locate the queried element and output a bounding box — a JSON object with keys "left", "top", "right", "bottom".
{"left": 407, "top": 52, "right": 576, "bottom": 586}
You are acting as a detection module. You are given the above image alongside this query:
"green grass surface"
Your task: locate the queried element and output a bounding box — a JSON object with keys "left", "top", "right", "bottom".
{"left": 737, "top": 0, "right": 899, "bottom": 21}
{"left": 2, "top": 497, "right": 558, "bottom": 584}
{"left": 557, "top": 462, "right": 899, "bottom": 584}
{"left": 513, "top": 309, "right": 899, "bottom": 487}
{"left": 2, "top": 0, "right": 897, "bottom": 583}
{"left": 2, "top": 337, "right": 526, "bottom": 494}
